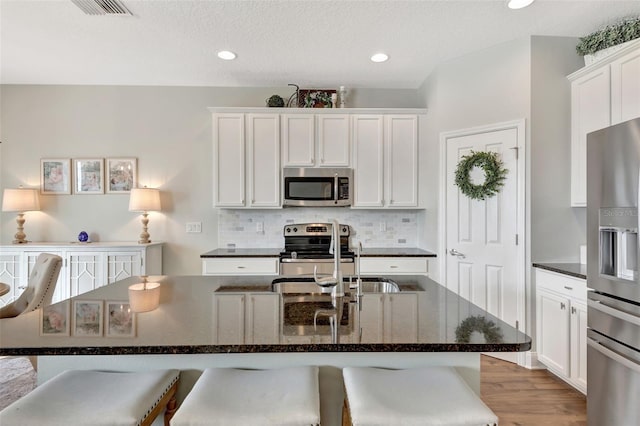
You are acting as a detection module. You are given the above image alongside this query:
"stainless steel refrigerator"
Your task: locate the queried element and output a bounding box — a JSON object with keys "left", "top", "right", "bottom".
{"left": 587, "top": 117, "right": 640, "bottom": 425}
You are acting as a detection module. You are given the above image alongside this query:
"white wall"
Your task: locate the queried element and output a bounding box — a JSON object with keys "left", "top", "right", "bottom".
{"left": 416, "top": 36, "right": 585, "bottom": 352}
{"left": 530, "top": 36, "right": 586, "bottom": 262}
{"left": 0, "top": 85, "right": 422, "bottom": 274}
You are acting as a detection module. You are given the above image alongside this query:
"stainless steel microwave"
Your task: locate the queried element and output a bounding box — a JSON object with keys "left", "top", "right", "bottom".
{"left": 282, "top": 167, "right": 352, "bottom": 207}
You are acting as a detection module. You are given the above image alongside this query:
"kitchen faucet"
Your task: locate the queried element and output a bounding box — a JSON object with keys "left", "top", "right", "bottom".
{"left": 313, "top": 219, "right": 344, "bottom": 298}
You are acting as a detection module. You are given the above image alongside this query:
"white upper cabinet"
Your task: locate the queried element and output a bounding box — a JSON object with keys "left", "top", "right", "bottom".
{"left": 281, "top": 114, "right": 315, "bottom": 167}
{"left": 282, "top": 113, "right": 350, "bottom": 167}
{"left": 210, "top": 108, "right": 425, "bottom": 210}
{"left": 386, "top": 115, "right": 418, "bottom": 207}
{"left": 213, "top": 113, "right": 280, "bottom": 208}
{"left": 213, "top": 113, "right": 245, "bottom": 207}
{"left": 247, "top": 114, "right": 280, "bottom": 207}
{"left": 352, "top": 114, "right": 418, "bottom": 208}
{"left": 352, "top": 115, "right": 385, "bottom": 207}
{"left": 610, "top": 47, "right": 640, "bottom": 124}
{"left": 570, "top": 68, "right": 611, "bottom": 207}
{"left": 317, "top": 114, "right": 350, "bottom": 166}
{"left": 569, "top": 40, "right": 640, "bottom": 207}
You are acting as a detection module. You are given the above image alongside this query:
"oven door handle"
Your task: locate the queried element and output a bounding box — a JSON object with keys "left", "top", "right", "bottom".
{"left": 588, "top": 337, "right": 640, "bottom": 373}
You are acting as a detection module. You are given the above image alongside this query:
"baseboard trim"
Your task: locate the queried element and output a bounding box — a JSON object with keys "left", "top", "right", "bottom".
{"left": 520, "top": 351, "right": 546, "bottom": 370}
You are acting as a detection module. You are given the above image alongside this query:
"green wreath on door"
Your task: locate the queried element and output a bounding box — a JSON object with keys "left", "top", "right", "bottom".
{"left": 454, "top": 151, "right": 508, "bottom": 201}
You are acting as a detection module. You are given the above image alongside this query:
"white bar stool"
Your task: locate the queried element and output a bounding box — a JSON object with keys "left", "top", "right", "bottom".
{"left": 0, "top": 369, "right": 180, "bottom": 426}
{"left": 342, "top": 366, "right": 498, "bottom": 426}
{"left": 171, "top": 366, "right": 321, "bottom": 426}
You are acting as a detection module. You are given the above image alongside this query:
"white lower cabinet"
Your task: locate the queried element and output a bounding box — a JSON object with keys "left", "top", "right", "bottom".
{"left": 212, "top": 292, "right": 279, "bottom": 344}
{"left": 0, "top": 243, "right": 162, "bottom": 305}
{"left": 359, "top": 293, "right": 418, "bottom": 343}
{"left": 535, "top": 268, "right": 587, "bottom": 393}
{"left": 359, "top": 257, "right": 428, "bottom": 275}
{"left": 202, "top": 257, "right": 279, "bottom": 276}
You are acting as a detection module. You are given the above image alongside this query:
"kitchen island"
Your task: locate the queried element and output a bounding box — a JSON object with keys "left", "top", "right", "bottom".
{"left": 0, "top": 275, "right": 529, "bottom": 425}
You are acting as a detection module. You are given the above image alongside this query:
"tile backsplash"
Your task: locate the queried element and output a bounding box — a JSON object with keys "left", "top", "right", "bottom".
{"left": 218, "top": 209, "right": 418, "bottom": 249}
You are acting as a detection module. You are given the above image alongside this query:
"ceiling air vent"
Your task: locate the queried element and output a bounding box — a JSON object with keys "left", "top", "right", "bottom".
{"left": 71, "top": 0, "right": 132, "bottom": 16}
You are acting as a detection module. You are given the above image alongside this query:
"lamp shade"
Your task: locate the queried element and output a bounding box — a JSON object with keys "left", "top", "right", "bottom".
{"left": 2, "top": 188, "right": 41, "bottom": 212}
{"left": 128, "top": 187, "right": 161, "bottom": 212}
{"left": 128, "top": 282, "right": 161, "bottom": 313}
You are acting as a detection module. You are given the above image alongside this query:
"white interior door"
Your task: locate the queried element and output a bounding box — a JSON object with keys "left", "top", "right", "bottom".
{"left": 442, "top": 122, "right": 524, "bottom": 364}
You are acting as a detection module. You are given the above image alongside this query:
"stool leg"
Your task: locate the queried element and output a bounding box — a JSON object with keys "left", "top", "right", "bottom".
{"left": 342, "top": 397, "right": 352, "bottom": 426}
{"left": 164, "top": 395, "right": 178, "bottom": 426}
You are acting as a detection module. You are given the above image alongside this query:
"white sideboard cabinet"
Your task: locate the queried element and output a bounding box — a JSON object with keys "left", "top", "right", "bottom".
{"left": 568, "top": 39, "right": 640, "bottom": 206}
{"left": 535, "top": 268, "right": 587, "bottom": 394}
{"left": 0, "top": 242, "right": 162, "bottom": 305}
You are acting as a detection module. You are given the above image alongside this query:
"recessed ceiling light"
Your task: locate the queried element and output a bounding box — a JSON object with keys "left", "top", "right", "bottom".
{"left": 508, "top": 0, "right": 535, "bottom": 9}
{"left": 217, "top": 50, "right": 237, "bottom": 60}
{"left": 371, "top": 53, "right": 389, "bottom": 63}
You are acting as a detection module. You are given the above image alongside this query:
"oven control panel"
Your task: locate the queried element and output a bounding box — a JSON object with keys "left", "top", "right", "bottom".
{"left": 284, "top": 223, "right": 350, "bottom": 237}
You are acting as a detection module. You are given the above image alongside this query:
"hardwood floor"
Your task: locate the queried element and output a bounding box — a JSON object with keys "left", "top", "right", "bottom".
{"left": 481, "top": 355, "right": 587, "bottom": 426}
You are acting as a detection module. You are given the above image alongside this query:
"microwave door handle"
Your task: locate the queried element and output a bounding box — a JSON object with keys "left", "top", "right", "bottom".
{"left": 334, "top": 174, "right": 339, "bottom": 204}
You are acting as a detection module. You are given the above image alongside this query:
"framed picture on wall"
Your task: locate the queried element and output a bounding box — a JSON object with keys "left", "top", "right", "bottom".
{"left": 40, "top": 158, "right": 71, "bottom": 195}
{"left": 40, "top": 301, "right": 70, "bottom": 336}
{"left": 73, "top": 300, "right": 103, "bottom": 336}
{"left": 73, "top": 158, "right": 104, "bottom": 194}
{"left": 105, "top": 301, "right": 135, "bottom": 337}
{"left": 106, "top": 158, "right": 137, "bottom": 193}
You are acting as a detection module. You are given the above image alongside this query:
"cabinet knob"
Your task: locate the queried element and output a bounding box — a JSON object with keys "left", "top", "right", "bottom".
{"left": 571, "top": 306, "right": 576, "bottom": 314}
{"left": 320, "top": 157, "right": 324, "bottom": 163}
{"left": 564, "top": 286, "right": 573, "bottom": 290}
{"left": 18, "top": 286, "right": 26, "bottom": 290}
{"left": 560, "top": 302, "right": 566, "bottom": 310}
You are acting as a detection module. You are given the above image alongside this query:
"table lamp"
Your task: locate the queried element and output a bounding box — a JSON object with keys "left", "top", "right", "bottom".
{"left": 2, "top": 187, "right": 41, "bottom": 244}
{"left": 128, "top": 187, "right": 161, "bottom": 244}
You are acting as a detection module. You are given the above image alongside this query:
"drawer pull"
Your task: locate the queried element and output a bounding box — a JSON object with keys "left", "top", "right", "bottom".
{"left": 390, "top": 265, "right": 398, "bottom": 269}
{"left": 237, "top": 266, "right": 246, "bottom": 269}
{"left": 18, "top": 286, "right": 26, "bottom": 290}
{"left": 564, "top": 286, "right": 573, "bottom": 290}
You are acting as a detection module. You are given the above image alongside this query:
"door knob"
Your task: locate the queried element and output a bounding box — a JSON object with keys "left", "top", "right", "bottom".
{"left": 449, "top": 249, "right": 466, "bottom": 259}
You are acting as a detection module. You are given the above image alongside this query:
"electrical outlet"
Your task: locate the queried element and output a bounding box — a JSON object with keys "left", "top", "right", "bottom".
{"left": 186, "top": 222, "right": 202, "bottom": 233}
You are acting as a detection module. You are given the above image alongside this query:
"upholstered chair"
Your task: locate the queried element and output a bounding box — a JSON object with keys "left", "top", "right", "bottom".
{"left": 0, "top": 253, "right": 62, "bottom": 319}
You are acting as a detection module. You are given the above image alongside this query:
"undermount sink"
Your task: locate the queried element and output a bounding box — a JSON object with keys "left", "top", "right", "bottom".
{"left": 271, "top": 277, "right": 401, "bottom": 294}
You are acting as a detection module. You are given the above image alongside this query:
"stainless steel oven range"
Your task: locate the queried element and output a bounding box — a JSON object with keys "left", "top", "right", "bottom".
{"left": 279, "top": 223, "right": 355, "bottom": 277}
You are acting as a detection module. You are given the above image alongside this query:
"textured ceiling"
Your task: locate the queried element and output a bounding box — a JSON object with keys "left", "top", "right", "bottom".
{"left": 1, "top": 0, "right": 639, "bottom": 88}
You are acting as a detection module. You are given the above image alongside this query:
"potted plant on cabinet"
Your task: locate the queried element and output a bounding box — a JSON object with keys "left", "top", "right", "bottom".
{"left": 576, "top": 16, "right": 640, "bottom": 66}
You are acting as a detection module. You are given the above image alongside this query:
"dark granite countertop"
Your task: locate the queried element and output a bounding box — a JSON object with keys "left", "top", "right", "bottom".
{"left": 201, "top": 248, "right": 436, "bottom": 258}
{"left": 532, "top": 263, "right": 587, "bottom": 280}
{"left": 360, "top": 248, "right": 436, "bottom": 257}
{"left": 0, "top": 275, "right": 530, "bottom": 355}
{"left": 201, "top": 248, "right": 281, "bottom": 258}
